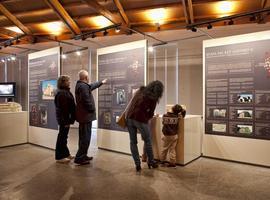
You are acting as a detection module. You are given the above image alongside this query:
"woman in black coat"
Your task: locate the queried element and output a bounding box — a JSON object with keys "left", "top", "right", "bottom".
{"left": 54, "top": 75, "right": 76, "bottom": 163}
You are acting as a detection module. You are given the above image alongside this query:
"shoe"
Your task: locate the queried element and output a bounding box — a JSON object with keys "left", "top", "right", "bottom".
{"left": 56, "top": 158, "right": 70, "bottom": 163}
{"left": 159, "top": 160, "right": 166, "bottom": 164}
{"left": 136, "top": 165, "right": 141, "bottom": 172}
{"left": 147, "top": 161, "right": 158, "bottom": 169}
{"left": 141, "top": 154, "right": 147, "bottom": 162}
{"left": 67, "top": 155, "right": 75, "bottom": 160}
{"left": 167, "top": 163, "right": 176, "bottom": 168}
{"left": 74, "top": 160, "right": 90, "bottom": 166}
{"left": 85, "top": 156, "right": 93, "bottom": 161}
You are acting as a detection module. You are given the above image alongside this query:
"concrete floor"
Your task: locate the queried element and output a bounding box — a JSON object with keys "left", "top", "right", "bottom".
{"left": 0, "top": 129, "right": 270, "bottom": 200}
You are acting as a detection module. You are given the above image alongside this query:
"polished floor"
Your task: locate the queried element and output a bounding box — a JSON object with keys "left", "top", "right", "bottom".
{"left": 0, "top": 129, "right": 270, "bottom": 200}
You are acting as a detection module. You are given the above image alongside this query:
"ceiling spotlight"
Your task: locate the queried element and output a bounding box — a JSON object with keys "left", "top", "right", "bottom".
{"left": 191, "top": 27, "right": 197, "bottom": 32}
{"left": 228, "top": 19, "right": 234, "bottom": 25}
{"left": 91, "top": 33, "right": 96, "bottom": 38}
{"left": 115, "top": 27, "right": 120, "bottom": 33}
{"left": 62, "top": 54, "right": 67, "bottom": 59}
{"left": 1, "top": 59, "right": 5, "bottom": 63}
{"left": 127, "top": 30, "right": 133, "bottom": 35}
{"left": 148, "top": 46, "right": 154, "bottom": 52}
{"left": 16, "top": 38, "right": 21, "bottom": 44}
{"left": 207, "top": 24, "right": 213, "bottom": 29}
{"left": 7, "top": 58, "right": 11, "bottom": 61}
{"left": 81, "top": 35, "right": 86, "bottom": 41}
{"left": 11, "top": 56, "right": 16, "bottom": 61}
{"left": 249, "top": 15, "right": 256, "bottom": 21}
{"left": 103, "top": 30, "right": 108, "bottom": 36}
{"left": 76, "top": 51, "right": 81, "bottom": 56}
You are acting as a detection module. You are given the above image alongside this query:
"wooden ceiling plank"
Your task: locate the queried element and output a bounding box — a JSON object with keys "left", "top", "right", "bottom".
{"left": 187, "top": 0, "right": 194, "bottom": 23}
{"left": 44, "top": 0, "right": 81, "bottom": 35}
{"left": 0, "top": 3, "right": 32, "bottom": 35}
{"left": 113, "top": 0, "right": 129, "bottom": 25}
{"left": 181, "top": 0, "right": 190, "bottom": 24}
{"left": 0, "top": 27, "right": 20, "bottom": 38}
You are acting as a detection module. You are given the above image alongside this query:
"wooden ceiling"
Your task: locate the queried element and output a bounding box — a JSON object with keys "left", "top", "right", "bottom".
{"left": 0, "top": 0, "right": 269, "bottom": 46}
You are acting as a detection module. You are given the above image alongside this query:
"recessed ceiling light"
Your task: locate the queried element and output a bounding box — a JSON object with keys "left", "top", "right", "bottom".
{"left": 148, "top": 46, "right": 154, "bottom": 52}
{"left": 76, "top": 51, "right": 81, "bottom": 56}
{"left": 62, "top": 54, "right": 67, "bottom": 59}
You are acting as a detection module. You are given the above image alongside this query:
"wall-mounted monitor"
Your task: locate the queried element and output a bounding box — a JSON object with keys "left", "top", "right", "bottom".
{"left": 0, "top": 82, "right": 16, "bottom": 98}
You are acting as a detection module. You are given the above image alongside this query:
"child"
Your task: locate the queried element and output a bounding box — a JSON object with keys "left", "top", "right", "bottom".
{"left": 160, "top": 104, "right": 186, "bottom": 167}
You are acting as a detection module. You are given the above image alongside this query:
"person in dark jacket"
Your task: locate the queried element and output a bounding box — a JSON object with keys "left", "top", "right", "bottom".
{"left": 125, "top": 80, "right": 164, "bottom": 171}
{"left": 160, "top": 104, "right": 186, "bottom": 168}
{"left": 74, "top": 70, "right": 107, "bottom": 165}
{"left": 54, "top": 75, "right": 76, "bottom": 163}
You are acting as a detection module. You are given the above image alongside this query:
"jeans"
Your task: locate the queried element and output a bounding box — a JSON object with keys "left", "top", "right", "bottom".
{"left": 55, "top": 125, "right": 70, "bottom": 160}
{"left": 126, "top": 118, "right": 154, "bottom": 167}
{"left": 75, "top": 121, "right": 92, "bottom": 163}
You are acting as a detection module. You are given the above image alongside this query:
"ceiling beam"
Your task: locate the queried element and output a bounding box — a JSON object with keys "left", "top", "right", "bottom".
{"left": 113, "top": 0, "right": 129, "bottom": 25}
{"left": 181, "top": 0, "right": 190, "bottom": 24}
{"left": 0, "top": 3, "right": 32, "bottom": 35}
{"left": 261, "top": 0, "right": 268, "bottom": 8}
{"left": 187, "top": 0, "right": 194, "bottom": 23}
{"left": 44, "top": 0, "right": 81, "bottom": 35}
{"left": 82, "top": 0, "right": 126, "bottom": 26}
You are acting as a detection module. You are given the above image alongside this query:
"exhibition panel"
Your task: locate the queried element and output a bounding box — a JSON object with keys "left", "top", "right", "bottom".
{"left": 28, "top": 47, "right": 60, "bottom": 149}
{"left": 97, "top": 40, "right": 147, "bottom": 153}
{"left": 203, "top": 30, "right": 270, "bottom": 166}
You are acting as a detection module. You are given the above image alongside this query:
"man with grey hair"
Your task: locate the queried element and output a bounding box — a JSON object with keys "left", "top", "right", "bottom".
{"left": 74, "top": 69, "right": 107, "bottom": 165}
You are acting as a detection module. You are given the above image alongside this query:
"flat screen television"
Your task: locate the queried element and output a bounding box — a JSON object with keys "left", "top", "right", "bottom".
{"left": 0, "top": 82, "right": 16, "bottom": 98}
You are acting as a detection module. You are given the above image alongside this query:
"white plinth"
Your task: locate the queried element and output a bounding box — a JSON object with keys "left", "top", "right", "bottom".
{"left": 97, "top": 129, "right": 144, "bottom": 154}
{"left": 0, "top": 111, "right": 28, "bottom": 147}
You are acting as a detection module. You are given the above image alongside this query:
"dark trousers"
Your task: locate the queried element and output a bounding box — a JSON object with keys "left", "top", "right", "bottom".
{"left": 75, "top": 121, "right": 92, "bottom": 162}
{"left": 55, "top": 125, "right": 70, "bottom": 160}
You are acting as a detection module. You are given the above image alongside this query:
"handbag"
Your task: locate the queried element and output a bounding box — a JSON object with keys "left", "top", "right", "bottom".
{"left": 116, "top": 90, "right": 138, "bottom": 129}
{"left": 117, "top": 111, "right": 126, "bottom": 128}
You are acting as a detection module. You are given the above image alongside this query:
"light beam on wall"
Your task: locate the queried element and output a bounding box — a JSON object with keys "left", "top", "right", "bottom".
{"left": 40, "top": 22, "right": 63, "bottom": 35}
{"left": 92, "top": 16, "right": 113, "bottom": 28}
{"left": 147, "top": 8, "right": 167, "bottom": 25}
{"left": 216, "top": 1, "right": 236, "bottom": 16}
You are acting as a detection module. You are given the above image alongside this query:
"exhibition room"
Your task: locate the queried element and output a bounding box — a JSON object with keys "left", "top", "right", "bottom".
{"left": 0, "top": 0, "right": 270, "bottom": 199}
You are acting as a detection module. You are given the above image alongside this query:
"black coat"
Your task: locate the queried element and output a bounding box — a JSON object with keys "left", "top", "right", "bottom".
{"left": 54, "top": 89, "right": 76, "bottom": 125}
{"left": 75, "top": 80, "right": 103, "bottom": 123}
